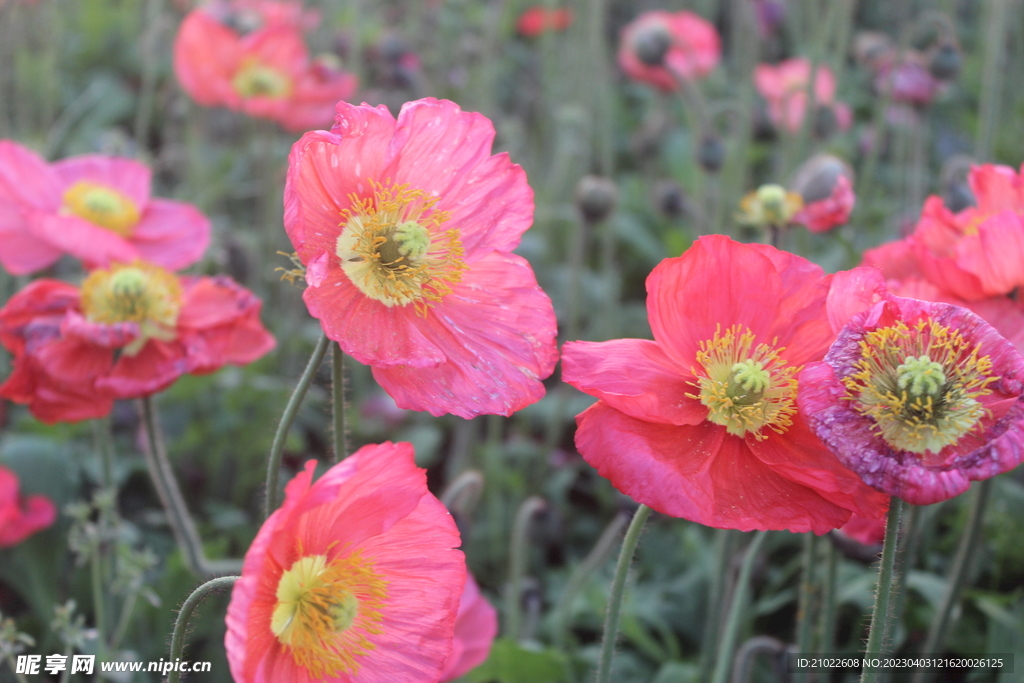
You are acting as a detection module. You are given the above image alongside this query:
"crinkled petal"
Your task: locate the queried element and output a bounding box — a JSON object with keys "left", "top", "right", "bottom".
{"left": 371, "top": 252, "right": 557, "bottom": 418}
{"left": 131, "top": 199, "right": 211, "bottom": 270}
{"left": 561, "top": 338, "right": 705, "bottom": 426}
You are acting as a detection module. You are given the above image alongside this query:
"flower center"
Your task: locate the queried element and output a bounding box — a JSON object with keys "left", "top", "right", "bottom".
{"left": 737, "top": 183, "right": 803, "bottom": 228}
{"left": 80, "top": 262, "right": 182, "bottom": 354}
{"left": 271, "top": 553, "right": 387, "bottom": 679}
{"left": 842, "top": 319, "right": 996, "bottom": 454}
{"left": 335, "top": 181, "right": 466, "bottom": 313}
{"left": 62, "top": 181, "right": 140, "bottom": 236}
{"left": 232, "top": 60, "right": 292, "bottom": 99}
{"left": 688, "top": 325, "right": 799, "bottom": 440}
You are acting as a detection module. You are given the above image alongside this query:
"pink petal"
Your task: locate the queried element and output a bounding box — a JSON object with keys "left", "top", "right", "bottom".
{"left": 51, "top": 155, "right": 151, "bottom": 208}
{"left": 173, "top": 10, "right": 245, "bottom": 107}
{"left": 561, "top": 338, "right": 706, "bottom": 426}
{"left": 30, "top": 213, "right": 139, "bottom": 268}
{"left": 130, "top": 199, "right": 211, "bottom": 270}
{"left": 372, "top": 251, "right": 558, "bottom": 418}
{"left": 0, "top": 139, "right": 62, "bottom": 210}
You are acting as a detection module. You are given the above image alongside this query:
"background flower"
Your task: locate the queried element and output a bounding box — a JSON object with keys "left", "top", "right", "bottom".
{"left": 0, "top": 142, "right": 209, "bottom": 275}
{"left": 618, "top": 10, "right": 720, "bottom": 91}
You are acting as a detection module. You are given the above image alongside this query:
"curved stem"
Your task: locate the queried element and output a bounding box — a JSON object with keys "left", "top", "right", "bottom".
{"left": 264, "top": 334, "right": 330, "bottom": 518}
{"left": 861, "top": 497, "right": 906, "bottom": 683}
{"left": 440, "top": 470, "right": 485, "bottom": 515}
{"left": 139, "top": 397, "right": 242, "bottom": 578}
{"left": 505, "top": 496, "right": 547, "bottom": 641}
{"left": 331, "top": 342, "right": 349, "bottom": 465}
{"left": 910, "top": 481, "right": 991, "bottom": 683}
{"left": 595, "top": 504, "right": 652, "bottom": 683}
{"left": 710, "top": 530, "right": 769, "bottom": 683}
{"left": 167, "top": 576, "right": 238, "bottom": 683}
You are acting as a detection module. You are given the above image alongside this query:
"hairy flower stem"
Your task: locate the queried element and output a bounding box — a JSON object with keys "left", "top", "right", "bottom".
{"left": 910, "top": 481, "right": 991, "bottom": 683}
{"left": 793, "top": 533, "right": 819, "bottom": 683}
{"left": 816, "top": 537, "right": 839, "bottom": 655}
{"left": 861, "top": 497, "right": 905, "bottom": 683}
{"left": 331, "top": 342, "right": 349, "bottom": 465}
{"left": 506, "top": 497, "right": 547, "bottom": 642}
{"left": 595, "top": 504, "right": 652, "bottom": 683}
{"left": 554, "top": 511, "right": 630, "bottom": 649}
{"left": 975, "top": 0, "right": 1009, "bottom": 161}
{"left": 264, "top": 333, "right": 331, "bottom": 518}
{"left": 167, "top": 576, "right": 238, "bottom": 683}
{"left": 710, "top": 530, "right": 768, "bottom": 683}
{"left": 139, "top": 397, "right": 241, "bottom": 578}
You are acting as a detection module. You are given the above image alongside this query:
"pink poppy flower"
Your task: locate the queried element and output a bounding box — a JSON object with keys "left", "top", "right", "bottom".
{"left": 839, "top": 510, "right": 887, "bottom": 546}
{"left": 440, "top": 573, "right": 497, "bottom": 682}
{"left": 754, "top": 58, "right": 848, "bottom": 133}
{"left": 799, "top": 293, "right": 1024, "bottom": 505}
{"left": 0, "top": 465, "right": 57, "bottom": 547}
{"left": 618, "top": 11, "right": 721, "bottom": 91}
{"left": 862, "top": 240, "right": 1024, "bottom": 353}
{"left": 224, "top": 441, "right": 466, "bottom": 683}
{"left": 875, "top": 55, "right": 942, "bottom": 107}
{"left": 562, "top": 236, "right": 888, "bottom": 533}
{"left": 793, "top": 174, "right": 855, "bottom": 233}
{"left": 0, "top": 262, "right": 275, "bottom": 424}
{"left": 284, "top": 98, "right": 558, "bottom": 419}
{"left": 173, "top": 6, "right": 356, "bottom": 131}
{"left": 516, "top": 6, "right": 574, "bottom": 37}
{"left": 0, "top": 141, "right": 210, "bottom": 275}
{"left": 909, "top": 164, "right": 1024, "bottom": 301}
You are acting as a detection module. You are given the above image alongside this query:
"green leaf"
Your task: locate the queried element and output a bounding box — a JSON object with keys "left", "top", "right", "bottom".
{"left": 466, "top": 638, "right": 570, "bottom": 683}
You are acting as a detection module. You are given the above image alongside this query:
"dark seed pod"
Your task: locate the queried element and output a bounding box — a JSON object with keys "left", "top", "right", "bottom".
{"left": 575, "top": 175, "right": 618, "bottom": 223}
{"left": 632, "top": 24, "right": 672, "bottom": 67}
{"left": 697, "top": 135, "right": 726, "bottom": 173}
{"left": 929, "top": 44, "right": 961, "bottom": 81}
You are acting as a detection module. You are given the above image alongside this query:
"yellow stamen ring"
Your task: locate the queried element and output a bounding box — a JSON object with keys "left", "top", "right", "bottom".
{"left": 687, "top": 325, "right": 799, "bottom": 440}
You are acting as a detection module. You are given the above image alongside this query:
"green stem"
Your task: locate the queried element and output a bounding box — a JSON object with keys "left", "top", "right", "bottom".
{"left": 697, "top": 529, "right": 737, "bottom": 682}
{"left": 331, "top": 342, "right": 349, "bottom": 465}
{"left": 975, "top": 0, "right": 1009, "bottom": 161}
{"left": 816, "top": 537, "right": 839, "bottom": 656}
{"left": 90, "top": 544, "right": 107, "bottom": 664}
{"left": 440, "top": 470, "right": 484, "bottom": 515}
{"left": 139, "top": 397, "right": 241, "bottom": 578}
{"left": 710, "top": 530, "right": 768, "bottom": 683}
{"left": 264, "top": 333, "right": 330, "bottom": 518}
{"left": 91, "top": 417, "right": 115, "bottom": 489}
{"left": 910, "top": 481, "right": 991, "bottom": 683}
{"left": 167, "top": 576, "right": 239, "bottom": 683}
{"left": 554, "top": 511, "right": 630, "bottom": 649}
{"left": 505, "top": 497, "right": 547, "bottom": 641}
{"left": 595, "top": 504, "right": 652, "bottom": 683}
{"left": 793, "top": 533, "right": 819, "bottom": 683}
{"left": 861, "top": 497, "right": 906, "bottom": 683}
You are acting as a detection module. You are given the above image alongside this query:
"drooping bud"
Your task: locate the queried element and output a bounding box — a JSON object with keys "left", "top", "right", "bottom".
{"left": 575, "top": 175, "right": 618, "bottom": 223}
{"left": 929, "top": 43, "right": 961, "bottom": 81}
{"left": 632, "top": 23, "right": 672, "bottom": 67}
{"left": 697, "top": 135, "right": 726, "bottom": 173}
{"left": 654, "top": 180, "right": 687, "bottom": 219}
{"left": 790, "top": 154, "right": 853, "bottom": 204}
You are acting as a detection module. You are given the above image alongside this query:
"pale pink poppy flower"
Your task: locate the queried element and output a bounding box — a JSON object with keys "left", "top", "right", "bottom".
{"left": 754, "top": 58, "right": 849, "bottom": 133}
{"left": 0, "top": 141, "right": 209, "bottom": 275}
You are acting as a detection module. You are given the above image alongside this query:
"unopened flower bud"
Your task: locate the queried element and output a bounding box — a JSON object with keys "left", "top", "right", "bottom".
{"left": 944, "top": 181, "right": 975, "bottom": 213}
{"left": 790, "top": 154, "right": 853, "bottom": 204}
{"left": 929, "top": 44, "right": 961, "bottom": 81}
{"left": 697, "top": 135, "right": 726, "bottom": 173}
{"left": 632, "top": 23, "right": 672, "bottom": 66}
{"left": 654, "top": 180, "right": 687, "bottom": 219}
{"left": 575, "top": 176, "right": 618, "bottom": 223}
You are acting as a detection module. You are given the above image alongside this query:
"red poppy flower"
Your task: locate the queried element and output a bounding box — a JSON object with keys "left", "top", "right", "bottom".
{"left": 173, "top": 4, "right": 356, "bottom": 131}
{"left": 793, "top": 175, "right": 855, "bottom": 233}
{"left": 0, "top": 262, "right": 275, "bottom": 423}
{"left": 0, "top": 141, "right": 210, "bottom": 275}
{"left": 0, "top": 465, "right": 56, "bottom": 547}
{"left": 284, "top": 98, "right": 558, "bottom": 418}
{"left": 562, "top": 236, "right": 888, "bottom": 533}
{"left": 800, "top": 293, "right": 1024, "bottom": 505}
{"left": 618, "top": 10, "right": 720, "bottom": 91}
{"left": 516, "top": 7, "right": 574, "bottom": 37}
{"left": 225, "top": 441, "right": 466, "bottom": 683}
